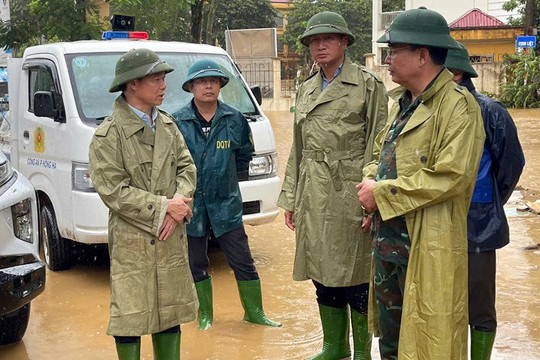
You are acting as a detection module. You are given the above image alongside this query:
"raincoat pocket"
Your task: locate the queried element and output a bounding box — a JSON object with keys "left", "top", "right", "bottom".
{"left": 128, "top": 152, "right": 153, "bottom": 190}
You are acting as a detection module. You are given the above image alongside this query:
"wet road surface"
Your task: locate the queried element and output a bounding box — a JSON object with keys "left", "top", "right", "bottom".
{"left": 1, "top": 109, "right": 539, "bottom": 359}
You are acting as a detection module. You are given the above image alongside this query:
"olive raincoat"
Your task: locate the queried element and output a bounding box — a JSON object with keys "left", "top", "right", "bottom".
{"left": 278, "top": 58, "right": 388, "bottom": 287}
{"left": 363, "top": 70, "right": 485, "bottom": 359}
{"left": 89, "top": 96, "right": 198, "bottom": 336}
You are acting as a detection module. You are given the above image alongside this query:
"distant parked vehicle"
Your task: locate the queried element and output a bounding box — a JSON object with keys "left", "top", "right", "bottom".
{"left": 0, "top": 151, "right": 45, "bottom": 345}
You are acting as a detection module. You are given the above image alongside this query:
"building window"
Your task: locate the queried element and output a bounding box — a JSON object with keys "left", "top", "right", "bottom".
{"left": 470, "top": 54, "right": 494, "bottom": 63}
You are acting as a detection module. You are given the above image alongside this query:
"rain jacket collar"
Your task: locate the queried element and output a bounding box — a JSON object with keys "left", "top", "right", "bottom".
{"left": 175, "top": 99, "right": 234, "bottom": 123}
{"left": 387, "top": 68, "right": 453, "bottom": 102}
{"left": 304, "top": 58, "right": 360, "bottom": 113}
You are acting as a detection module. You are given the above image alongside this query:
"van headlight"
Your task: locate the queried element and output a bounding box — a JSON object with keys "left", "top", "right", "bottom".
{"left": 249, "top": 152, "right": 278, "bottom": 179}
{"left": 72, "top": 162, "right": 95, "bottom": 192}
{"left": 0, "top": 157, "right": 13, "bottom": 186}
{"left": 11, "top": 198, "right": 33, "bottom": 243}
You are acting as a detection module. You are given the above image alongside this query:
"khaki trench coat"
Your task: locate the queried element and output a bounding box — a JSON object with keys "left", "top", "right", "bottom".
{"left": 278, "top": 58, "right": 388, "bottom": 287}
{"left": 363, "top": 70, "right": 485, "bottom": 359}
{"left": 89, "top": 96, "right": 198, "bottom": 336}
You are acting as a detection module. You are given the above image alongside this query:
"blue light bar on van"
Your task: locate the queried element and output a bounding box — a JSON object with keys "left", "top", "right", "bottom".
{"left": 102, "top": 31, "right": 149, "bottom": 40}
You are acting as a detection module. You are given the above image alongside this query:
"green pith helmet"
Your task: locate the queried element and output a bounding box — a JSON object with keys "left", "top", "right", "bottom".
{"left": 300, "top": 11, "right": 355, "bottom": 46}
{"left": 109, "top": 48, "right": 174, "bottom": 93}
{"left": 182, "top": 59, "right": 230, "bottom": 92}
{"left": 377, "top": 7, "right": 460, "bottom": 50}
{"left": 444, "top": 41, "right": 478, "bottom": 78}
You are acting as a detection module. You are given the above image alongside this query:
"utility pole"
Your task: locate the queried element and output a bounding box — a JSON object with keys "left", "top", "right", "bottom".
{"left": 524, "top": 0, "right": 537, "bottom": 36}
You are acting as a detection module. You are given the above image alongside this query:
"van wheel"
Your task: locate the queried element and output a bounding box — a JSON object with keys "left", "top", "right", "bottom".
{"left": 40, "top": 204, "right": 72, "bottom": 271}
{"left": 0, "top": 304, "right": 30, "bottom": 345}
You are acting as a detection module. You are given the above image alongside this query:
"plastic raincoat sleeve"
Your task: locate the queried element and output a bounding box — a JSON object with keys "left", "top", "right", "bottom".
{"left": 235, "top": 115, "right": 255, "bottom": 173}
{"left": 89, "top": 125, "right": 166, "bottom": 237}
{"left": 363, "top": 71, "right": 389, "bottom": 168}
{"left": 173, "top": 127, "right": 197, "bottom": 201}
{"left": 277, "top": 84, "right": 306, "bottom": 213}
{"left": 372, "top": 98, "right": 484, "bottom": 222}
{"left": 362, "top": 126, "right": 386, "bottom": 180}
{"left": 486, "top": 102, "right": 525, "bottom": 204}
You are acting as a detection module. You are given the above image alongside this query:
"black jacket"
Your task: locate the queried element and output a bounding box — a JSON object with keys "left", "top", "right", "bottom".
{"left": 462, "top": 77, "right": 525, "bottom": 252}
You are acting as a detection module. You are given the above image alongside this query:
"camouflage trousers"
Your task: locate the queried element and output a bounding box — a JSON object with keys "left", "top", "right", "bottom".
{"left": 373, "top": 257, "right": 408, "bottom": 360}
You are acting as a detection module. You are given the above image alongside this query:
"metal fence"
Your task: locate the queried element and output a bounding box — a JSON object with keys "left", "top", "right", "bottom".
{"left": 236, "top": 59, "right": 274, "bottom": 98}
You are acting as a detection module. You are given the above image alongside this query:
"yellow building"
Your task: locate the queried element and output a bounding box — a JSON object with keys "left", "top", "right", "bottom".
{"left": 449, "top": 8, "right": 523, "bottom": 62}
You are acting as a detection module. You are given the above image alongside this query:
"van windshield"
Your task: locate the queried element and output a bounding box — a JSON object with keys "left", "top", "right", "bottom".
{"left": 66, "top": 52, "right": 257, "bottom": 125}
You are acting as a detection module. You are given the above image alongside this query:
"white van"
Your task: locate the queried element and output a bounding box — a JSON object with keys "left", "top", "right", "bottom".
{"left": 0, "top": 34, "right": 280, "bottom": 271}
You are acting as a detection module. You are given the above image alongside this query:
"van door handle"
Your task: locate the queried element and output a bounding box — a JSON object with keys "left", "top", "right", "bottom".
{"left": 23, "top": 130, "right": 29, "bottom": 139}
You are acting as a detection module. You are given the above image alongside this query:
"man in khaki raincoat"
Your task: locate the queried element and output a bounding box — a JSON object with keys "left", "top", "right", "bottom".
{"left": 357, "top": 7, "right": 485, "bottom": 360}
{"left": 89, "top": 48, "right": 198, "bottom": 360}
{"left": 278, "top": 11, "right": 388, "bottom": 360}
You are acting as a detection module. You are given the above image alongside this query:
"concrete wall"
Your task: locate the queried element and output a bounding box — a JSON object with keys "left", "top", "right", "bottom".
{"left": 372, "top": 62, "right": 504, "bottom": 95}
{"left": 366, "top": 55, "right": 505, "bottom": 96}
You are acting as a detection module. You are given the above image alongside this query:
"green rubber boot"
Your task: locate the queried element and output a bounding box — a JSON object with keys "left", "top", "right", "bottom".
{"left": 351, "top": 309, "right": 372, "bottom": 360}
{"left": 152, "top": 332, "right": 180, "bottom": 360}
{"left": 115, "top": 339, "right": 140, "bottom": 360}
{"left": 237, "top": 279, "right": 282, "bottom": 327}
{"left": 307, "top": 304, "right": 351, "bottom": 360}
{"left": 195, "top": 277, "right": 213, "bottom": 330}
{"left": 471, "top": 328, "right": 496, "bottom": 360}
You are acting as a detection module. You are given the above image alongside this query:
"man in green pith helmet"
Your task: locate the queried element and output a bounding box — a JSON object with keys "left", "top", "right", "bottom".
{"left": 356, "top": 7, "right": 485, "bottom": 360}
{"left": 278, "top": 10, "right": 388, "bottom": 360}
{"left": 173, "top": 59, "right": 281, "bottom": 331}
{"left": 445, "top": 41, "right": 525, "bottom": 360}
{"left": 89, "top": 48, "right": 198, "bottom": 360}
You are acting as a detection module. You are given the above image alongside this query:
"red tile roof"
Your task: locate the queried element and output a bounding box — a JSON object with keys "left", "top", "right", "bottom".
{"left": 449, "top": 8, "right": 506, "bottom": 28}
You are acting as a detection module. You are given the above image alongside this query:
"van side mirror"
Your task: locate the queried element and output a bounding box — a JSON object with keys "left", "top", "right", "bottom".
{"left": 250, "top": 85, "right": 262, "bottom": 106}
{"left": 34, "top": 91, "right": 64, "bottom": 123}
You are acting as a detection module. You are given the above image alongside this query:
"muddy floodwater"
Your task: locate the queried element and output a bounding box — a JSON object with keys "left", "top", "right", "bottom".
{"left": 1, "top": 109, "right": 540, "bottom": 360}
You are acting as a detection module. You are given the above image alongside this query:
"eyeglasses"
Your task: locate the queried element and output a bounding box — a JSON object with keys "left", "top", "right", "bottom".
{"left": 385, "top": 46, "right": 415, "bottom": 59}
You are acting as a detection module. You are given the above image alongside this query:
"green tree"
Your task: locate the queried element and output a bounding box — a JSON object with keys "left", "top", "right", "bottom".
{"left": 282, "top": 0, "right": 371, "bottom": 71}
{"left": 188, "top": 0, "right": 276, "bottom": 45}
{"left": 211, "top": 0, "right": 276, "bottom": 47}
{"left": 110, "top": 0, "right": 275, "bottom": 45}
{"left": 0, "top": 0, "right": 39, "bottom": 56}
{"left": 109, "top": 0, "right": 192, "bottom": 41}
{"left": 382, "top": 0, "right": 405, "bottom": 12}
{"left": 29, "top": 0, "right": 104, "bottom": 42}
{"left": 503, "top": 0, "right": 539, "bottom": 27}
{"left": 500, "top": 50, "right": 540, "bottom": 108}
{"left": 0, "top": 0, "right": 108, "bottom": 53}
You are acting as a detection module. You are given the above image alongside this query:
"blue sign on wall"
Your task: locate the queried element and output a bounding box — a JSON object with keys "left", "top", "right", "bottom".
{"left": 516, "top": 36, "right": 537, "bottom": 48}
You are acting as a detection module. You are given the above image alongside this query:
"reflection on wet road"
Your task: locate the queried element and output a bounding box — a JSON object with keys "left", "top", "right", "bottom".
{"left": 1, "top": 109, "right": 539, "bottom": 359}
